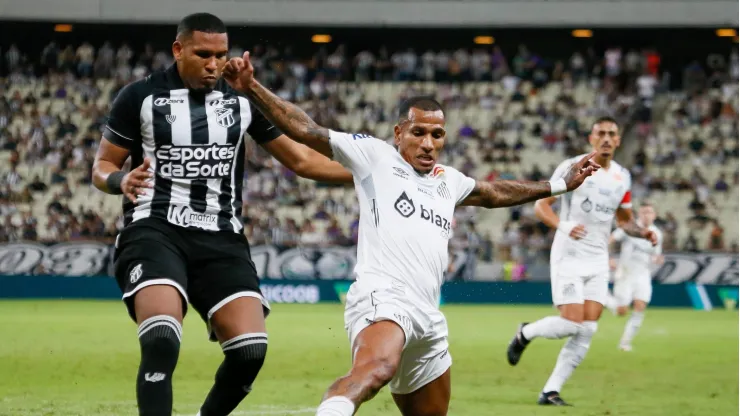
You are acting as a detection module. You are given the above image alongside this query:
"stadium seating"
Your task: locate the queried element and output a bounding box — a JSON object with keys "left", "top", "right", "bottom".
{"left": 0, "top": 42, "right": 737, "bottom": 260}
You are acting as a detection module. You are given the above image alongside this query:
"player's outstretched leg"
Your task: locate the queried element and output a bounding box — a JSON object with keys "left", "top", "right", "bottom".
{"left": 507, "top": 314, "right": 581, "bottom": 366}
{"left": 315, "top": 321, "right": 405, "bottom": 416}
{"left": 619, "top": 300, "right": 647, "bottom": 351}
{"left": 392, "top": 369, "right": 451, "bottom": 416}
{"left": 198, "top": 297, "right": 268, "bottom": 416}
{"left": 133, "top": 285, "right": 184, "bottom": 416}
{"left": 538, "top": 301, "right": 601, "bottom": 406}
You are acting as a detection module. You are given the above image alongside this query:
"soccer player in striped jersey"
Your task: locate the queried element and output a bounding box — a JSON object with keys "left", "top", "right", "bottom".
{"left": 92, "top": 13, "right": 352, "bottom": 416}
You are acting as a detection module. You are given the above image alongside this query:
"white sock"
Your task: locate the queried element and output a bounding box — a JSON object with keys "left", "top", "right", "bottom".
{"left": 620, "top": 311, "right": 644, "bottom": 347}
{"left": 604, "top": 294, "right": 618, "bottom": 314}
{"left": 542, "top": 321, "right": 598, "bottom": 393}
{"left": 316, "top": 396, "right": 355, "bottom": 416}
{"left": 522, "top": 316, "right": 581, "bottom": 341}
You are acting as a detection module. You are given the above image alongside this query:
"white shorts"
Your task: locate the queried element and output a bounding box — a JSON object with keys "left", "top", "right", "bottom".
{"left": 613, "top": 267, "right": 653, "bottom": 306}
{"left": 550, "top": 263, "right": 609, "bottom": 306}
{"left": 344, "top": 284, "right": 451, "bottom": 395}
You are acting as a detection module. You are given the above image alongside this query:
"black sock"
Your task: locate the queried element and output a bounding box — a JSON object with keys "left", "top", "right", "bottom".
{"left": 199, "top": 333, "right": 268, "bottom": 416}
{"left": 136, "top": 315, "right": 182, "bottom": 416}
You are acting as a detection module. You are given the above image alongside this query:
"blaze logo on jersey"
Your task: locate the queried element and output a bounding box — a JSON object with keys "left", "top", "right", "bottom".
{"left": 394, "top": 192, "right": 416, "bottom": 217}
{"left": 431, "top": 166, "right": 445, "bottom": 178}
{"left": 215, "top": 107, "right": 236, "bottom": 128}
{"left": 420, "top": 205, "right": 452, "bottom": 234}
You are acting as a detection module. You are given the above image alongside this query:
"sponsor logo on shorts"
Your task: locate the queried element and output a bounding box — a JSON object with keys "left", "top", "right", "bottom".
{"left": 156, "top": 144, "right": 236, "bottom": 179}
{"left": 130, "top": 263, "right": 143, "bottom": 284}
{"left": 562, "top": 283, "right": 576, "bottom": 297}
{"left": 167, "top": 205, "right": 217, "bottom": 228}
{"left": 393, "top": 313, "right": 413, "bottom": 333}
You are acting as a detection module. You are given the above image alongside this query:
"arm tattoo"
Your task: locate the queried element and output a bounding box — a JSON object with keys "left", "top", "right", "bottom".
{"left": 466, "top": 180, "right": 552, "bottom": 208}
{"left": 620, "top": 218, "right": 646, "bottom": 237}
{"left": 243, "top": 80, "right": 330, "bottom": 146}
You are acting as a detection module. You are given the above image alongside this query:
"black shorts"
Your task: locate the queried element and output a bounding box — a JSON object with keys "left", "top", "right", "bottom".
{"left": 113, "top": 217, "right": 270, "bottom": 340}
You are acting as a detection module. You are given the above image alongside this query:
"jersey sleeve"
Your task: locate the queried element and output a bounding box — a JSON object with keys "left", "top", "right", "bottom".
{"left": 246, "top": 106, "right": 283, "bottom": 144}
{"left": 619, "top": 169, "right": 633, "bottom": 209}
{"left": 328, "top": 130, "right": 389, "bottom": 177}
{"left": 549, "top": 158, "right": 575, "bottom": 198}
{"left": 444, "top": 166, "right": 476, "bottom": 205}
{"left": 611, "top": 228, "right": 627, "bottom": 242}
{"left": 103, "top": 82, "right": 143, "bottom": 149}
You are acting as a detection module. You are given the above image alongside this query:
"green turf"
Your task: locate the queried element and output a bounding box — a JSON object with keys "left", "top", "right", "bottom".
{"left": 0, "top": 301, "right": 736, "bottom": 415}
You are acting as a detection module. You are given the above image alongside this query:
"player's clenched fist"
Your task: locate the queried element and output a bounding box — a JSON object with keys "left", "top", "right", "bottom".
{"left": 223, "top": 52, "right": 256, "bottom": 92}
{"left": 121, "top": 157, "right": 153, "bottom": 204}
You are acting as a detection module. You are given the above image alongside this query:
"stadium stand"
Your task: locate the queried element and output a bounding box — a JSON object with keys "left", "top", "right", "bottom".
{"left": 0, "top": 41, "right": 737, "bottom": 272}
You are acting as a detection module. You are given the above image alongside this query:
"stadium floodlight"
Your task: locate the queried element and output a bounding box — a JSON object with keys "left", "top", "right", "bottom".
{"left": 474, "top": 36, "right": 495, "bottom": 45}
{"left": 716, "top": 28, "right": 737, "bottom": 37}
{"left": 54, "top": 24, "right": 73, "bottom": 32}
{"left": 311, "top": 34, "right": 332, "bottom": 43}
{"left": 572, "top": 29, "right": 593, "bottom": 38}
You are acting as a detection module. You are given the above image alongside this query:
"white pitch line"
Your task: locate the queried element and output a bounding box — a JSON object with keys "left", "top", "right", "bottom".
{"left": 177, "top": 406, "right": 316, "bottom": 415}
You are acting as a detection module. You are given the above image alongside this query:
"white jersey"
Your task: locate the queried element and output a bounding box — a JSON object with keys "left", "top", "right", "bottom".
{"left": 329, "top": 130, "right": 476, "bottom": 309}
{"left": 550, "top": 155, "right": 632, "bottom": 274}
{"left": 613, "top": 224, "right": 663, "bottom": 274}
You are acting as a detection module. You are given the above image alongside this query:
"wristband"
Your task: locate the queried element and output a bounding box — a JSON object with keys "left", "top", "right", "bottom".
{"left": 549, "top": 178, "right": 567, "bottom": 196}
{"left": 557, "top": 220, "right": 577, "bottom": 236}
{"left": 106, "top": 171, "right": 125, "bottom": 195}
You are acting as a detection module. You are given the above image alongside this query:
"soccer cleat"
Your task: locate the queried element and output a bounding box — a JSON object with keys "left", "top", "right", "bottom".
{"left": 619, "top": 344, "right": 633, "bottom": 352}
{"left": 506, "top": 322, "right": 530, "bottom": 366}
{"left": 538, "top": 391, "right": 571, "bottom": 406}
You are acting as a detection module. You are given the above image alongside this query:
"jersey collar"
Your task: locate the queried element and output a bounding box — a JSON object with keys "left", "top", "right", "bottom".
{"left": 166, "top": 64, "right": 187, "bottom": 90}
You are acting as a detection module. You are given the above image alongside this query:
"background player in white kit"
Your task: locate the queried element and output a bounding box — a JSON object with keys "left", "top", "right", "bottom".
{"left": 221, "top": 53, "right": 600, "bottom": 416}
{"left": 604, "top": 201, "right": 664, "bottom": 351}
{"left": 506, "top": 117, "right": 659, "bottom": 406}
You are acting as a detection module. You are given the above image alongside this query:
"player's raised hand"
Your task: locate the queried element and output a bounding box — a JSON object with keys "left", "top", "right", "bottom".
{"left": 222, "top": 51, "right": 255, "bottom": 92}
{"left": 121, "top": 157, "right": 153, "bottom": 204}
{"left": 562, "top": 150, "right": 601, "bottom": 191}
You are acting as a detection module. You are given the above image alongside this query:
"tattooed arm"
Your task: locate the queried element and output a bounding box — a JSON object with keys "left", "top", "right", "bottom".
{"left": 462, "top": 151, "right": 602, "bottom": 209}
{"left": 461, "top": 180, "right": 554, "bottom": 208}
{"left": 223, "top": 53, "right": 333, "bottom": 158}
{"left": 616, "top": 207, "right": 659, "bottom": 245}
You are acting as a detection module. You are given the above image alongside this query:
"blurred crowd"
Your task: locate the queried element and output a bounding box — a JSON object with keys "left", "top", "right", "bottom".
{"left": 0, "top": 40, "right": 737, "bottom": 279}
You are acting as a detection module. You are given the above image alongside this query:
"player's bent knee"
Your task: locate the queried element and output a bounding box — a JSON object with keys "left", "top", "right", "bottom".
{"left": 133, "top": 284, "right": 185, "bottom": 324}
{"left": 138, "top": 315, "right": 182, "bottom": 367}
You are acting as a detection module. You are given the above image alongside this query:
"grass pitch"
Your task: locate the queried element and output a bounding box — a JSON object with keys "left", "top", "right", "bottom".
{"left": 0, "top": 301, "right": 736, "bottom": 415}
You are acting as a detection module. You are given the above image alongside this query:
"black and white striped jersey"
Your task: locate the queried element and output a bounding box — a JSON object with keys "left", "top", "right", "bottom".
{"left": 103, "top": 64, "right": 281, "bottom": 233}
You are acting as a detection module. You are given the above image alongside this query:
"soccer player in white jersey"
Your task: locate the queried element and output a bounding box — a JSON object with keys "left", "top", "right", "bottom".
{"left": 222, "top": 53, "right": 600, "bottom": 416}
{"left": 506, "top": 116, "right": 659, "bottom": 406}
{"left": 605, "top": 201, "right": 664, "bottom": 351}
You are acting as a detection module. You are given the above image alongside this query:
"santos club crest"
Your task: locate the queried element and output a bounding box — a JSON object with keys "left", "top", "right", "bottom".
{"left": 215, "top": 107, "right": 236, "bottom": 128}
